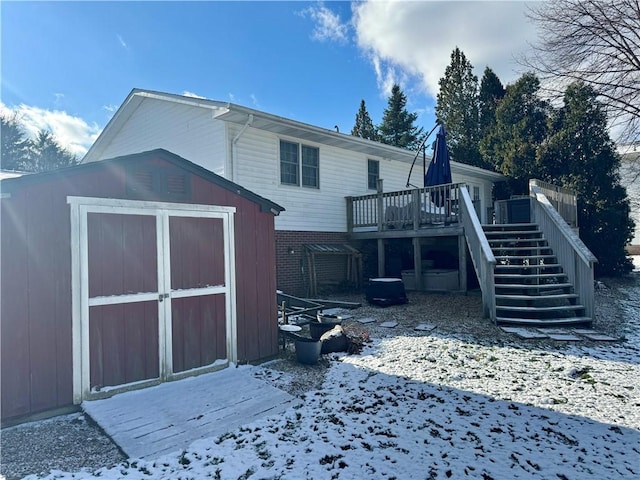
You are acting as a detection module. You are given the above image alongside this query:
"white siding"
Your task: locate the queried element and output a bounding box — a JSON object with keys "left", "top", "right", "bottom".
{"left": 97, "top": 99, "right": 227, "bottom": 175}
{"left": 620, "top": 157, "right": 640, "bottom": 245}
{"left": 231, "top": 127, "right": 495, "bottom": 231}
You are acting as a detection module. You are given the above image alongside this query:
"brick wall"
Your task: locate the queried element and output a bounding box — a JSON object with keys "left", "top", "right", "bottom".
{"left": 275, "top": 231, "right": 351, "bottom": 297}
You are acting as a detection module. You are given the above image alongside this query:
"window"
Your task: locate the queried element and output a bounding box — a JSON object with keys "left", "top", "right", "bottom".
{"left": 280, "top": 140, "right": 299, "bottom": 185}
{"left": 368, "top": 159, "right": 379, "bottom": 190}
{"left": 301, "top": 145, "right": 319, "bottom": 188}
{"left": 280, "top": 140, "right": 319, "bottom": 188}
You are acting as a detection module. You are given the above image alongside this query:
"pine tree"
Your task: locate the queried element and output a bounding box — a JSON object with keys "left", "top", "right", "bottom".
{"left": 538, "top": 82, "right": 634, "bottom": 275}
{"left": 29, "top": 130, "right": 78, "bottom": 172}
{"left": 1, "top": 114, "right": 31, "bottom": 171}
{"left": 480, "top": 73, "right": 549, "bottom": 195}
{"left": 378, "top": 84, "right": 423, "bottom": 150}
{"left": 351, "top": 99, "right": 379, "bottom": 141}
{"left": 435, "top": 48, "right": 482, "bottom": 167}
{"left": 478, "top": 67, "right": 505, "bottom": 139}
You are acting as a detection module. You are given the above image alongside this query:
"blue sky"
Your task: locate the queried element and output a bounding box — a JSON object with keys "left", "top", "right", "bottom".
{"left": 1, "top": 1, "right": 537, "bottom": 158}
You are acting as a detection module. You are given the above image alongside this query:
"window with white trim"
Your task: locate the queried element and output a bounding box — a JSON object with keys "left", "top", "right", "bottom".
{"left": 280, "top": 140, "right": 319, "bottom": 188}
{"left": 368, "top": 159, "right": 379, "bottom": 190}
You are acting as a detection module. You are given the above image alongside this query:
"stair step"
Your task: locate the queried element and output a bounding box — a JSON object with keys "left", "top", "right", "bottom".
{"left": 495, "top": 254, "right": 556, "bottom": 260}
{"left": 488, "top": 239, "right": 547, "bottom": 246}
{"left": 496, "top": 316, "right": 592, "bottom": 327}
{"left": 491, "top": 246, "right": 552, "bottom": 252}
{"left": 483, "top": 223, "right": 538, "bottom": 231}
{"left": 494, "top": 273, "right": 567, "bottom": 279}
{"left": 495, "top": 293, "right": 578, "bottom": 302}
{"left": 484, "top": 230, "right": 543, "bottom": 237}
{"left": 495, "top": 283, "right": 573, "bottom": 290}
{"left": 496, "top": 304, "right": 585, "bottom": 313}
{"left": 495, "top": 263, "right": 563, "bottom": 270}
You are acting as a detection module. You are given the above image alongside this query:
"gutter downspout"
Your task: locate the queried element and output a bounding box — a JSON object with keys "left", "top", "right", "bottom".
{"left": 230, "top": 113, "right": 253, "bottom": 183}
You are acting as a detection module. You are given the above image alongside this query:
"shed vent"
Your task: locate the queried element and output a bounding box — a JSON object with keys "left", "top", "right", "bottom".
{"left": 167, "top": 173, "right": 188, "bottom": 195}
{"left": 126, "top": 168, "right": 191, "bottom": 201}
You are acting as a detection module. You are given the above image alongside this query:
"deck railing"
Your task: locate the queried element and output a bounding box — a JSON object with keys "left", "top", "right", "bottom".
{"left": 530, "top": 179, "right": 578, "bottom": 229}
{"left": 346, "top": 181, "right": 463, "bottom": 232}
{"left": 460, "top": 186, "right": 496, "bottom": 320}
{"left": 529, "top": 181, "right": 596, "bottom": 318}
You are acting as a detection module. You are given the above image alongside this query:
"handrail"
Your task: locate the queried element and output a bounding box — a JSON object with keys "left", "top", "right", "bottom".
{"left": 460, "top": 186, "right": 496, "bottom": 321}
{"left": 529, "top": 182, "right": 597, "bottom": 318}
{"left": 530, "top": 179, "right": 578, "bottom": 229}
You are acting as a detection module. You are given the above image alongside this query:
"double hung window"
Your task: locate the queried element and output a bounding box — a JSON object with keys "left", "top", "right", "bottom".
{"left": 280, "top": 140, "right": 319, "bottom": 188}
{"left": 367, "top": 159, "right": 379, "bottom": 190}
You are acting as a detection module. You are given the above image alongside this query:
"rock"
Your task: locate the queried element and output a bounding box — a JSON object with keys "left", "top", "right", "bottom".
{"left": 320, "top": 325, "right": 349, "bottom": 354}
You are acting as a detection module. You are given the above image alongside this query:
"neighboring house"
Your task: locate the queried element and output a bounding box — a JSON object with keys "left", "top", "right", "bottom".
{"left": 83, "top": 89, "right": 504, "bottom": 295}
{"left": 0, "top": 149, "right": 283, "bottom": 423}
{"left": 618, "top": 145, "right": 640, "bottom": 254}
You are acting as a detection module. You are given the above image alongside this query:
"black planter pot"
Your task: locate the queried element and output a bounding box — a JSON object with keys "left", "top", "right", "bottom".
{"left": 294, "top": 337, "right": 322, "bottom": 365}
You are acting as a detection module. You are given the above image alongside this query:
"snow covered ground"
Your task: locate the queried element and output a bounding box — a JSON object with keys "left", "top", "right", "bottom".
{"left": 30, "top": 277, "right": 640, "bottom": 480}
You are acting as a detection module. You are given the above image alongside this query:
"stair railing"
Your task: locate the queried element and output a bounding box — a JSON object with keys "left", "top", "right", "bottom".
{"left": 529, "top": 179, "right": 579, "bottom": 230}
{"left": 529, "top": 181, "right": 597, "bottom": 319}
{"left": 460, "top": 186, "right": 496, "bottom": 320}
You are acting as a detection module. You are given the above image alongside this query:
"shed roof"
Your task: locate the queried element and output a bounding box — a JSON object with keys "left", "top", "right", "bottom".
{"left": 0, "top": 149, "right": 285, "bottom": 215}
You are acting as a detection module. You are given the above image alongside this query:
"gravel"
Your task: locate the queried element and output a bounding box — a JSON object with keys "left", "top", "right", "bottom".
{"left": 1, "top": 275, "right": 636, "bottom": 480}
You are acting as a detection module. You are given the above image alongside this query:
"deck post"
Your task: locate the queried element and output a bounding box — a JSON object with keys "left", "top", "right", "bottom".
{"left": 413, "top": 237, "right": 422, "bottom": 290}
{"left": 412, "top": 189, "right": 421, "bottom": 230}
{"left": 458, "top": 233, "right": 467, "bottom": 292}
{"left": 377, "top": 179, "right": 384, "bottom": 232}
{"left": 346, "top": 196, "right": 353, "bottom": 234}
{"left": 377, "top": 238, "right": 385, "bottom": 277}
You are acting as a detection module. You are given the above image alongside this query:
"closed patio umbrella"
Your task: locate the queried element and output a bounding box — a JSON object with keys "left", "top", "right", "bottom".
{"left": 424, "top": 125, "right": 452, "bottom": 207}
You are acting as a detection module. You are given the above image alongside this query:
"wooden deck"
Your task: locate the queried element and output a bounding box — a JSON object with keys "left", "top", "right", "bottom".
{"left": 83, "top": 367, "right": 296, "bottom": 459}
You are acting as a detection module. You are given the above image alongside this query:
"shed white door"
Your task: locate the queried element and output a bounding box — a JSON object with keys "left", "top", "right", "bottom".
{"left": 68, "top": 197, "right": 236, "bottom": 402}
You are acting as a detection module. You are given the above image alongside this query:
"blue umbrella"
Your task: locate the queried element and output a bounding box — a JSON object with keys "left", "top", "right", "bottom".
{"left": 424, "top": 125, "right": 452, "bottom": 207}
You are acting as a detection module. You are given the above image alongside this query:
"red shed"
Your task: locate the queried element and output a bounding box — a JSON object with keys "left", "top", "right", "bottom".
{"left": 0, "top": 149, "right": 284, "bottom": 423}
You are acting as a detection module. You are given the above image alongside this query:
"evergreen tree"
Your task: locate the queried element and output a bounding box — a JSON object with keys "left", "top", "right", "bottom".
{"left": 478, "top": 67, "right": 505, "bottom": 139}
{"left": 538, "top": 82, "right": 634, "bottom": 275}
{"left": 351, "top": 99, "right": 379, "bottom": 141}
{"left": 378, "top": 84, "right": 423, "bottom": 150}
{"left": 29, "top": 130, "right": 77, "bottom": 172}
{"left": 435, "top": 48, "right": 483, "bottom": 167}
{"left": 1, "top": 114, "right": 78, "bottom": 173}
{"left": 480, "top": 73, "right": 549, "bottom": 195}
{"left": 1, "top": 114, "right": 31, "bottom": 171}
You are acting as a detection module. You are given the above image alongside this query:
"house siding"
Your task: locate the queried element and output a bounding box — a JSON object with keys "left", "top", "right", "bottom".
{"left": 231, "top": 125, "right": 496, "bottom": 230}
{"left": 94, "top": 99, "right": 228, "bottom": 176}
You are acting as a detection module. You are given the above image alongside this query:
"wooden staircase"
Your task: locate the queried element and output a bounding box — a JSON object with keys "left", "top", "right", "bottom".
{"left": 483, "top": 223, "right": 592, "bottom": 327}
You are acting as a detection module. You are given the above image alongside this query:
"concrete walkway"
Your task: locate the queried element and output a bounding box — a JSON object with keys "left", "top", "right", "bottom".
{"left": 83, "top": 367, "right": 296, "bottom": 460}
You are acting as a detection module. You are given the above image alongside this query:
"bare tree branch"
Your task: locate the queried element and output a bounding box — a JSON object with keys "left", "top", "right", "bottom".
{"left": 523, "top": 0, "right": 640, "bottom": 145}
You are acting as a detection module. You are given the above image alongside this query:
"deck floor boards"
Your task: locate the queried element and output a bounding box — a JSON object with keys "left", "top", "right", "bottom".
{"left": 83, "top": 367, "right": 296, "bottom": 459}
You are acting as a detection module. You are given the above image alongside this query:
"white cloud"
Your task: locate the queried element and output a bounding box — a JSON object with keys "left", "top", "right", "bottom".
{"left": 302, "top": 3, "right": 349, "bottom": 43}
{"left": 352, "top": 1, "right": 538, "bottom": 98}
{"left": 117, "top": 34, "right": 128, "bottom": 49}
{"left": 0, "top": 102, "right": 101, "bottom": 158}
{"left": 103, "top": 104, "right": 119, "bottom": 113}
